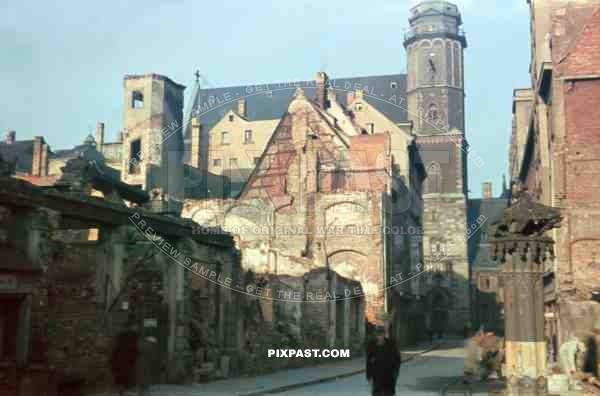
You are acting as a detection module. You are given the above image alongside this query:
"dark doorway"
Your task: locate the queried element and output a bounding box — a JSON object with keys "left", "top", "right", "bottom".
{"left": 430, "top": 291, "right": 448, "bottom": 338}
{"left": 336, "top": 299, "right": 345, "bottom": 348}
{"left": 0, "top": 296, "right": 21, "bottom": 363}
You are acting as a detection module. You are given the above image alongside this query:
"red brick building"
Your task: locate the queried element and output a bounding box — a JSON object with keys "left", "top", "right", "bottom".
{"left": 510, "top": 0, "right": 600, "bottom": 356}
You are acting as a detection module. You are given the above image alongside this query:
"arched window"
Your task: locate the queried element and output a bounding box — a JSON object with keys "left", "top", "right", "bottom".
{"left": 425, "top": 162, "right": 442, "bottom": 193}
{"left": 426, "top": 103, "right": 439, "bottom": 122}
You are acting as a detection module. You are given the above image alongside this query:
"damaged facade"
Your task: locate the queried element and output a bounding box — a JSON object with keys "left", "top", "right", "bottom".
{"left": 0, "top": 151, "right": 241, "bottom": 394}
{"left": 0, "top": 0, "right": 477, "bottom": 391}
{"left": 184, "top": 0, "right": 472, "bottom": 337}
{"left": 509, "top": 0, "right": 600, "bottom": 364}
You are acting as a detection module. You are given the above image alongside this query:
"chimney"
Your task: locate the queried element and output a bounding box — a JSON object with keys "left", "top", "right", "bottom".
{"left": 40, "top": 143, "right": 48, "bottom": 176}
{"left": 96, "top": 122, "right": 105, "bottom": 150}
{"left": 190, "top": 117, "right": 202, "bottom": 169}
{"left": 4, "top": 130, "right": 15, "bottom": 144}
{"left": 315, "top": 71, "right": 330, "bottom": 109}
{"left": 32, "top": 136, "right": 44, "bottom": 176}
{"left": 482, "top": 182, "right": 493, "bottom": 199}
{"left": 237, "top": 97, "right": 247, "bottom": 118}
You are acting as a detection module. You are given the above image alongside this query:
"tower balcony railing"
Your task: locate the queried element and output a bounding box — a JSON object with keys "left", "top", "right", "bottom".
{"left": 403, "top": 25, "right": 465, "bottom": 42}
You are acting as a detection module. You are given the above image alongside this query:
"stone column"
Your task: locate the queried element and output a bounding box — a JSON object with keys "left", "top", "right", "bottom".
{"left": 490, "top": 193, "right": 561, "bottom": 396}
{"left": 501, "top": 241, "right": 549, "bottom": 395}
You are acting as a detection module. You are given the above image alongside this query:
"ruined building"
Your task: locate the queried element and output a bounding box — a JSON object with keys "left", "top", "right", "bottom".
{"left": 183, "top": 0, "right": 472, "bottom": 336}
{"left": 0, "top": 1, "right": 476, "bottom": 389}
{"left": 509, "top": 0, "right": 600, "bottom": 362}
{"left": 0, "top": 149, "right": 241, "bottom": 394}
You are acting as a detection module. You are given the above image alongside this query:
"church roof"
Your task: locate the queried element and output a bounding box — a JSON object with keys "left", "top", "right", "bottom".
{"left": 183, "top": 73, "right": 408, "bottom": 152}
{"left": 467, "top": 197, "right": 508, "bottom": 270}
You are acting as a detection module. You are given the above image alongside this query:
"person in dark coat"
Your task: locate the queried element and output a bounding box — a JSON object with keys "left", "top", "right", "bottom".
{"left": 366, "top": 325, "right": 401, "bottom": 396}
{"left": 110, "top": 327, "right": 139, "bottom": 396}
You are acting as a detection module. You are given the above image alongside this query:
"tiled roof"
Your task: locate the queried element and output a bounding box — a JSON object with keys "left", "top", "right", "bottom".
{"left": 467, "top": 197, "right": 508, "bottom": 270}
{"left": 183, "top": 74, "right": 408, "bottom": 157}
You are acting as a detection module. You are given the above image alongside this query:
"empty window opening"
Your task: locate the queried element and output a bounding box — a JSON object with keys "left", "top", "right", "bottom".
{"left": 132, "top": 91, "right": 144, "bottom": 109}
{"left": 129, "top": 139, "right": 142, "bottom": 174}
{"left": 390, "top": 81, "right": 398, "bottom": 89}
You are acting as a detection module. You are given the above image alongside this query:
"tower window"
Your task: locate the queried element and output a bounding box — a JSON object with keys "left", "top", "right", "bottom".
{"left": 244, "top": 130, "right": 253, "bottom": 144}
{"left": 213, "top": 158, "right": 221, "bottom": 167}
{"left": 131, "top": 91, "right": 144, "bottom": 109}
{"left": 426, "top": 103, "right": 439, "bottom": 122}
{"left": 229, "top": 114, "right": 234, "bottom": 122}
{"left": 390, "top": 81, "right": 398, "bottom": 89}
{"left": 221, "top": 131, "right": 230, "bottom": 145}
{"left": 425, "top": 161, "right": 442, "bottom": 193}
{"left": 129, "top": 138, "right": 142, "bottom": 174}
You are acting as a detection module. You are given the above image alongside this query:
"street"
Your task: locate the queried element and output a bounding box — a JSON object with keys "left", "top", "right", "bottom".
{"left": 148, "top": 343, "right": 465, "bottom": 396}
{"left": 278, "top": 345, "right": 465, "bottom": 396}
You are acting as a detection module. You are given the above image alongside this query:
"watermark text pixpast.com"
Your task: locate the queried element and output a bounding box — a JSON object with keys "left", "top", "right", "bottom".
{"left": 268, "top": 349, "right": 349, "bottom": 358}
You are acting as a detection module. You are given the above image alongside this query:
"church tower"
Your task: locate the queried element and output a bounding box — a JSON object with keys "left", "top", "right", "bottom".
{"left": 404, "top": 1, "right": 470, "bottom": 334}
{"left": 405, "top": 0, "right": 466, "bottom": 137}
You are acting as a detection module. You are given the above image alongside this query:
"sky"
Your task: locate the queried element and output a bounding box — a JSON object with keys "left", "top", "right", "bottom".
{"left": 0, "top": 0, "right": 531, "bottom": 198}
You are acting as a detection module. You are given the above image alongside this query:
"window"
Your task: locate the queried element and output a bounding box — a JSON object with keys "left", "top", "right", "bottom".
{"left": 426, "top": 103, "right": 439, "bottom": 122}
{"left": 229, "top": 158, "right": 238, "bottom": 167}
{"left": 367, "top": 123, "right": 375, "bottom": 134}
{"left": 445, "top": 262, "right": 453, "bottom": 273}
{"left": 221, "top": 131, "right": 230, "bottom": 145}
{"left": 229, "top": 114, "right": 234, "bottom": 122}
{"left": 390, "top": 81, "right": 398, "bottom": 89}
{"left": 213, "top": 158, "right": 221, "bottom": 167}
{"left": 244, "top": 130, "right": 253, "bottom": 144}
{"left": 425, "top": 161, "right": 442, "bottom": 193}
{"left": 355, "top": 103, "right": 363, "bottom": 111}
{"left": 132, "top": 91, "right": 144, "bottom": 109}
{"left": 129, "top": 139, "right": 142, "bottom": 174}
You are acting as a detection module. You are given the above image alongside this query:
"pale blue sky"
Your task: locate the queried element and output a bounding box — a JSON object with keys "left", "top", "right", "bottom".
{"left": 0, "top": 0, "right": 530, "bottom": 197}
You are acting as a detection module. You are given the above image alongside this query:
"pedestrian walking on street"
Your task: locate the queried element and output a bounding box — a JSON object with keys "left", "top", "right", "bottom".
{"left": 366, "top": 325, "right": 401, "bottom": 396}
{"left": 110, "top": 327, "right": 139, "bottom": 396}
{"left": 136, "top": 335, "right": 161, "bottom": 396}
